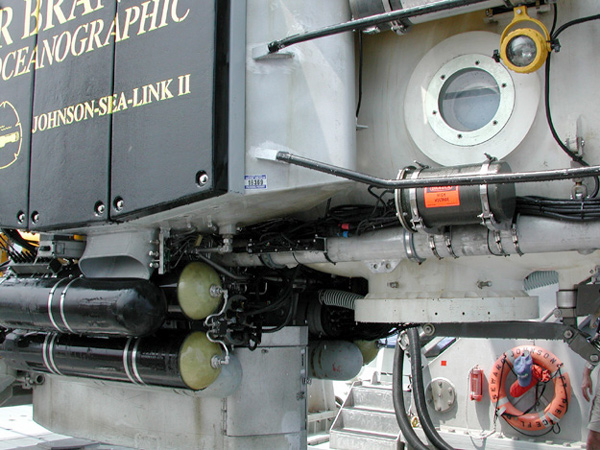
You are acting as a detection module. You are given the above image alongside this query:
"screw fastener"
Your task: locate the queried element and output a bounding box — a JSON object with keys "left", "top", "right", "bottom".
{"left": 197, "top": 172, "right": 209, "bottom": 186}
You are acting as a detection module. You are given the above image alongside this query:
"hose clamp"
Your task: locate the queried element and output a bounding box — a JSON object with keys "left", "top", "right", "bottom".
{"left": 409, "top": 169, "right": 425, "bottom": 231}
{"left": 395, "top": 167, "right": 416, "bottom": 232}
{"left": 511, "top": 223, "right": 524, "bottom": 256}
{"left": 478, "top": 160, "right": 501, "bottom": 231}
{"left": 493, "top": 230, "right": 508, "bottom": 257}
{"left": 428, "top": 235, "right": 443, "bottom": 260}
{"left": 403, "top": 230, "right": 425, "bottom": 264}
{"left": 444, "top": 229, "right": 459, "bottom": 259}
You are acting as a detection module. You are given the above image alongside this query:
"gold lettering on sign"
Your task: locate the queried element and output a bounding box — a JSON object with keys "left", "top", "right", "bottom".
{"left": 0, "top": 7, "right": 13, "bottom": 48}
{"left": 31, "top": 73, "right": 193, "bottom": 134}
{"left": 0, "top": 0, "right": 191, "bottom": 82}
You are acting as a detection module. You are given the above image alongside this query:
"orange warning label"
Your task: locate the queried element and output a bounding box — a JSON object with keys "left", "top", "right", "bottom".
{"left": 424, "top": 186, "right": 460, "bottom": 208}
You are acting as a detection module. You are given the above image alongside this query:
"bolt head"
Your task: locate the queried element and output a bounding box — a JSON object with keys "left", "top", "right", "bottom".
{"left": 197, "top": 172, "right": 209, "bottom": 186}
{"left": 591, "top": 355, "right": 599, "bottom": 363}
{"left": 114, "top": 198, "right": 124, "bottom": 211}
{"left": 422, "top": 324, "right": 435, "bottom": 336}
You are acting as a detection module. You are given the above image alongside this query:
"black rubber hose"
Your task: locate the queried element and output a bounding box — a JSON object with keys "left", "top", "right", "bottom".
{"left": 392, "top": 334, "right": 429, "bottom": 450}
{"left": 408, "top": 327, "right": 454, "bottom": 450}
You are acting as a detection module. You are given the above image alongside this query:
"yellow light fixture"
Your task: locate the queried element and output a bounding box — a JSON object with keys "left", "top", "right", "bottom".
{"left": 500, "top": 7, "right": 551, "bottom": 74}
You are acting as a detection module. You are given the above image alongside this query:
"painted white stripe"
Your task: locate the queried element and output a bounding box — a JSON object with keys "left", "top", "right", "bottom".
{"left": 47, "top": 279, "right": 68, "bottom": 332}
{"left": 47, "top": 334, "right": 62, "bottom": 375}
{"left": 131, "top": 339, "right": 146, "bottom": 385}
{"left": 59, "top": 278, "right": 80, "bottom": 334}
{"left": 122, "top": 338, "right": 138, "bottom": 385}
{"left": 42, "top": 334, "right": 56, "bottom": 374}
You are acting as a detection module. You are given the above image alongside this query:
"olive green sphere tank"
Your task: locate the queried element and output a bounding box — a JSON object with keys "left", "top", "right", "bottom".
{"left": 177, "top": 262, "right": 222, "bottom": 320}
{"left": 179, "top": 332, "right": 222, "bottom": 390}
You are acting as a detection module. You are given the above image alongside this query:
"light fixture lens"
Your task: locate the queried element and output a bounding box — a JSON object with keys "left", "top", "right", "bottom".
{"left": 506, "top": 35, "right": 537, "bottom": 67}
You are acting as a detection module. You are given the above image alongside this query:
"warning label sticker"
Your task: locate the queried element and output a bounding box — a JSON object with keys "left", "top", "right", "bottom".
{"left": 424, "top": 186, "right": 460, "bottom": 208}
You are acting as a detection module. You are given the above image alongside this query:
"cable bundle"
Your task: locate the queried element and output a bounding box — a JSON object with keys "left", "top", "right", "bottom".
{"left": 517, "top": 196, "right": 600, "bottom": 221}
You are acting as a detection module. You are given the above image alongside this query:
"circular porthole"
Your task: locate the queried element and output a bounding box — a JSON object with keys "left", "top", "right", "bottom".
{"left": 404, "top": 32, "right": 541, "bottom": 166}
{"left": 440, "top": 69, "right": 500, "bottom": 131}
{"left": 425, "top": 54, "right": 514, "bottom": 146}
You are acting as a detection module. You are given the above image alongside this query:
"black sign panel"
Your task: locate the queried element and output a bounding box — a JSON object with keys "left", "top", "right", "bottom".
{"left": 110, "top": 0, "right": 227, "bottom": 219}
{"left": 0, "top": 0, "right": 229, "bottom": 230}
{"left": 28, "top": 1, "right": 117, "bottom": 230}
{"left": 0, "top": 1, "right": 36, "bottom": 228}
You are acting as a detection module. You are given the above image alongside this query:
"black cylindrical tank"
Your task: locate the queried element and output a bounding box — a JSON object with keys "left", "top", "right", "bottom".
{"left": 0, "top": 277, "right": 167, "bottom": 336}
{"left": 396, "top": 161, "right": 516, "bottom": 232}
{"left": 0, "top": 331, "right": 222, "bottom": 390}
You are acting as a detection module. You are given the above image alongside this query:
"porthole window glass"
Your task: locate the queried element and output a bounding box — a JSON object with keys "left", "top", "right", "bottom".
{"left": 438, "top": 68, "right": 501, "bottom": 132}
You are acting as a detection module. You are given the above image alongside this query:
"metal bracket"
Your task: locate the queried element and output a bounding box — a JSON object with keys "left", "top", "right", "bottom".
{"left": 398, "top": 330, "right": 410, "bottom": 351}
{"left": 158, "top": 228, "right": 169, "bottom": 275}
{"left": 252, "top": 46, "right": 294, "bottom": 61}
{"left": 432, "top": 321, "right": 600, "bottom": 365}
{"left": 365, "top": 260, "right": 400, "bottom": 274}
{"left": 576, "top": 282, "right": 600, "bottom": 317}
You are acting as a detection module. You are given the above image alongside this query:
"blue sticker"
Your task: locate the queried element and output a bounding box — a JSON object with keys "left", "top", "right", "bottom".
{"left": 245, "top": 175, "right": 267, "bottom": 190}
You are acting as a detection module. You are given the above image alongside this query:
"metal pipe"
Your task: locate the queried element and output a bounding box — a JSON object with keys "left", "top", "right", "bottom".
{"left": 218, "top": 216, "right": 600, "bottom": 267}
{"left": 195, "top": 253, "right": 250, "bottom": 281}
{"left": 275, "top": 151, "right": 600, "bottom": 189}
{"left": 268, "top": 0, "right": 494, "bottom": 53}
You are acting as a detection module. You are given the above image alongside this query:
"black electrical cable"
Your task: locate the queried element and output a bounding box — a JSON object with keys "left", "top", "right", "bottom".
{"left": 544, "top": 52, "right": 587, "bottom": 166}
{"left": 408, "top": 327, "right": 454, "bottom": 450}
{"left": 549, "top": 3, "right": 558, "bottom": 37}
{"left": 552, "top": 13, "right": 600, "bottom": 40}
{"left": 356, "top": 32, "right": 364, "bottom": 118}
{"left": 544, "top": 5, "right": 600, "bottom": 196}
{"left": 392, "top": 333, "right": 429, "bottom": 450}
{"left": 262, "top": 294, "right": 298, "bottom": 333}
{"left": 517, "top": 196, "right": 600, "bottom": 221}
